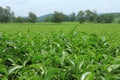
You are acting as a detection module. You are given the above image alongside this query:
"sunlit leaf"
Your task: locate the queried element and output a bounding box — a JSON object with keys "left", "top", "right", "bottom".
{"left": 9, "top": 65, "right": 23, "bottom": 74}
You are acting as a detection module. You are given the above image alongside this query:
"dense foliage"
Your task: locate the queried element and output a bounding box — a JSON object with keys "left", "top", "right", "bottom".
{"left": 52, "top": 11, "right": 66, "bottom": 23}
{"left": 0, "top": 6, "right": 15, "bottom": 23}
{"left": 14, "top": 12, "right": 37, "bottom": 23}
{"left": 97, "top": 14, "right": 114, "bottom": 23}
{"left": 44, "top": 10, "right": 114, "bottom": 23}
{"left": 28, "top": 12, "right": 37, "bottom": 23}
{"left": 0, "top": 6, "right": 37, "bottom": 23}
{"left": 0, "top": 31, "right": 120, "bottom": 80}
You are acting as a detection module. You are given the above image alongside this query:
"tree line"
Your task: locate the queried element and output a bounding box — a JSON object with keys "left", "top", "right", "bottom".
{"left": 0, "top": 6, "right": 37, "bottom": 23}
{"left": 0, "top": 6, "right": 116, "bottom": 23}
{"left": 14, "top": 12, "right": 37, "bottom": 23}
{"left": 45, "top": 10, "right": 114, "bottom": 23}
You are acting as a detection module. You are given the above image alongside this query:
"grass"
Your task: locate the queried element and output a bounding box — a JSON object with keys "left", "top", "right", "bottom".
{"left": 0, "top": 22, "right": 120, "bottom": 34}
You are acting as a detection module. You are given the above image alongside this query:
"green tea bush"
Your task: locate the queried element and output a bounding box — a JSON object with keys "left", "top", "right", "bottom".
{"left": 0, "top": 31, "right": 120, "bottom": 80}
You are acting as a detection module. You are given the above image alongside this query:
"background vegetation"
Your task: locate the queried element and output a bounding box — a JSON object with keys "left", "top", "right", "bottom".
{"left": 0, "top": 6, "right": 120, "bottom": 24}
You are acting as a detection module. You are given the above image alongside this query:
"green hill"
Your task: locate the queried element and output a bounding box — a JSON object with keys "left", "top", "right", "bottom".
{"left": 37, "top": 14, "right": 53, "bottom": 22}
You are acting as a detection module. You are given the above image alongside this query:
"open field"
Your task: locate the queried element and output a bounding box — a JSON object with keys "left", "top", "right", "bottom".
{"left": 0, "top": 22, "right": 120, "bottom": 34}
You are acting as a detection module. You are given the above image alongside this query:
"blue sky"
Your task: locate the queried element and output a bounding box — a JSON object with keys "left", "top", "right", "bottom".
{"left": 0, "top": 0, "right": 120, "bottom": 16}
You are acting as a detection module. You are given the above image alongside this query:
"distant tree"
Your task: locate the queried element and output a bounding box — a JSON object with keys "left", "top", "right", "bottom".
{"left": 44, "top": 16, "right": 53, "bottom": 22}
{"left": 10, "top": 12, "right": 15, "bottom": 22}
{"left": 118, "top": 19, "right": 120, "bottom": 24}
{"left": 14, "top": 17, "right": 30, "bottom": 23}
{"left": 24, "top": 18, "right": 29, "bottom": 23}
{"left": 77, "top": 11, "right": 85, "bottom": 23}
{"left": 0, "top": 7, "right": 3, "bottom": 22}
{"left": 64, "top": 15, "right": 70, "bottom": 22}
{"left": 0, "top": 6, "right": 15, "bottom": 23}
{"left": 52, "top": 11, "right": 66, "bottom": 23}
{"left": 28, "top": 12, "right": 37, "bottom": 23}
{"left": 14, "top": 16, "right": 25, "bottom": 23}
{"left": 85, "top": 10, "right": 97, "bottom": 22}
{"left": 97, "top": 14, "right": 114, "bottom": 23}
{"left": 69, "top": 12, "right": 76, "bottom": 21}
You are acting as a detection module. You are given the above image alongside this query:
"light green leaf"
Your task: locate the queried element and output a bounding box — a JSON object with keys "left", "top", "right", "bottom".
{"left": 9, "top": 65, "right": 23, "bottom": 74}
{"left": 81, "top": 72, "right": 91, "bottom": 80}
{"left": 61, "top": 51, "right": 67, "bottom": 66}
{"left": 108, "top": 64, "right": 120, "bottom": 73}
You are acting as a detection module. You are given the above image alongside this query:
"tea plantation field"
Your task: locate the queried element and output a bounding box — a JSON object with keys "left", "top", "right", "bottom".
{"left": 0, "top": 22, "right": 120, "bottom": 34}
{"left": 0, "top": 23, "right": 120, "bottom": 79}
